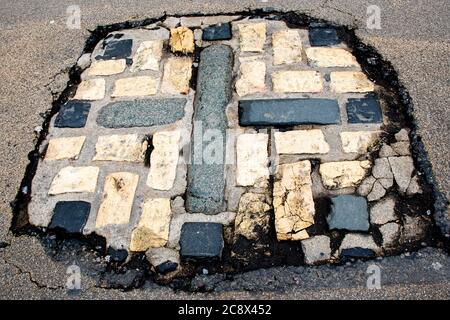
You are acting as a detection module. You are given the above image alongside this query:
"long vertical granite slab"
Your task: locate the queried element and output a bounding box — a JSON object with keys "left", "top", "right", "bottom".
{"left": 186, "top": 45, "right": 234, "bottom": 214}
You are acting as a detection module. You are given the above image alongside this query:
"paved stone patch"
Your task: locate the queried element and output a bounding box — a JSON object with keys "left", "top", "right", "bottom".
{"left": 49, "top": 201, "right": 91, "bottom": 234}
{"left": 180, "top": 223, "right": 224, "bottom": 259}
{"left": 327, "top": 195, "right": 369, "bottom": 231}
{"left": 73, "top": 78, "right": 106, "bottom": 100}
{"left": 49, "top": 166, "right": 99, "bottom": 195}
{"left": 202, "top": 23, "right": 232, "bottom": 41}
{"left": 147, "top": 130, "right": 180, "bottom": 191}
{"left": 160, "top": 57, "right": 193, "bottom": 94}
{"left": 97, "top": 98, "right": 186, "bottom": 128}
{"left": 308, "top": 27, "right": 341, "bottom": 46}
{"left": 272, "top": 71, "right": 323, "bottom": 93}
{"left": 45, "top": 136, "right": 86, "bottom": 161}
{"left": 239, "top": 99, "right": 340, "bottom": 126}
{"left": 274, "top": 129, "right": 329, "bottom": 154}
{"left": 272, "top": 30, "right": 303, "bottom": 65}
{"left": 93, "top": 134, "right": 147, "bottom": 162}
{"left": 320, "top": 160, "right": 371, "bottom": 189}
{"left": 95, "top": 172, "right": 139, "bottom": 228}
{"left": 274, "top": 161, "right": 314, "bottom": 241}
{"left": 346, "top": 96, "right": 383, "bottom": 123}
{"left": 26, "top": 14, "right": 433, "bottom": 277}
{"left": 111, "top": 76, "right": 158, "bottom": 97}
{"left": 54, "top": 101, "right": 91, "bottom": 128}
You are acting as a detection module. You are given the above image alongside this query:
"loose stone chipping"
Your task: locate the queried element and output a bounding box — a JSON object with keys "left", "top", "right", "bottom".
{"left": 25, "top": 14, "right": 434, "bottom": 277}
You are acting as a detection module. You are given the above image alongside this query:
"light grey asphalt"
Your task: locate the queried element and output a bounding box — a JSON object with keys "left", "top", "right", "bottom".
{"left": 0, "top": 0, "right": 449, "bottom": 299}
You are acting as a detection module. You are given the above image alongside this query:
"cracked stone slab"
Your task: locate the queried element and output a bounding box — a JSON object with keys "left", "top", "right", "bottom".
{"left": 319, "top": 160, "right": 371, "bottom": 189}
{"left": 388, "top": 156, "right": 415, "bottom": 193}
{"left": 130, "top": 40, "right": 163, "bottom": 72}
{"left": 340, "top": 131, "right": 381, "bottom": 154}
{"left": 370, "top": 197, "right": 397, "bottom": 225}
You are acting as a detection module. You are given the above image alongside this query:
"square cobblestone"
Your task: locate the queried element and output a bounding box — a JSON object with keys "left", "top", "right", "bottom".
{"left": 309, "top": 27, "right": 341, "bottom": 46}
{"left": 97, "top": 39, "right": 133, "bottom": 60}
{"left": 202, "top": 23, "right": 232, "bottom": 41}
{"left": 54, "top": 101, "right": 91, "bottom": 128}
{"left": 49, "top": 201, "right": 91, "bottom": 234}
{"left": 346, "top": 96, "right": 383, "bottom": 124}
{"left": 180, "top": 223, "right": 224, "bottom": 259}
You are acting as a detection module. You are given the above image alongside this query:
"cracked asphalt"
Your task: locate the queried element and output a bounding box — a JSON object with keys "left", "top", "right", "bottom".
{"left": 0, "top": 0, "right": 449, "bottom": 299}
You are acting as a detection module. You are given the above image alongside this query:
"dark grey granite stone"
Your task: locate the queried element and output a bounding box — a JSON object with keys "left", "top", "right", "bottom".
{"left": 202, "top": 23, "right": 232, "bottom": 41}
{"left": 49, "top": 201, "right": 90, "bottom": 234}
{"left": 156, "top": 261, "right": 178, "bottom": 274}
{"left": 186, "top": 45, "right": 233, "bottom": 214}
{"left": 327, "top": 195, "right": 369, "bottom": 231}
{"left": 96, "top": 98, "right": 186, "bottom": 128}
{"left": 309, "top": 28, "right": 341, "bottom": 46}
{"left": 239, "top": 98, "right": 341, "bottom": 126}
{"left": 107, "top": 247, "right": 128, "bottom": 263}
{"left": 54, "top": 100, "right": 91, "bottom": 128}
{"left": 346, "top": 97, "right": 383, "bottom": 124}
{"left": 96, "top": 39, "right": 133, "bottom": 60}
{"left": 340, "top": 248, "right": 376, "bottom": 259}
{"left": 180, "top": 223, "right": 224, "bottom": 259}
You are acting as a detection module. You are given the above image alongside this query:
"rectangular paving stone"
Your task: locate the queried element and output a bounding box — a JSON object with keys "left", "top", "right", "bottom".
{"left": 96, "top": 39, "right": 133, "bottom": 60}
{"left": 180, "top": 222, "right": 223, "bottom": 259}
{"left": 327, "top": 195, "right": 369, "bottom": 231}
{"left": 87, "top": 59, "right": 126, "bottom": 76}
{"left": 274, "top": 161, "right": 315, "bottom": 241}
{"left": 308, "top": 27, "right": 341, "bottom": 46}
{"left": 340, "top": 131, "right": 381, "bottom": 153}
{"left": 96, "top": 98, "right": 186, "bottom": 128}
{"left": 45, "top": 136, "right": 86, "bottom": 160}
{"left": 129, "top": 198, "right": 172, "bottom": 251}
{"left": 95, "top": 172, "right": 139, "bottom": 228}
{"left": 49, "top": 201, "right": 91, "bottom": 234}
{"left": 111, "top": 76, "right": 158, "bottom": 97}
{"left": 330, "top": 71, "right": 375, "bottom": 93}
{"left": 305, "top": 48, "right": 359, "bottom": 67}
{"left": 54, "top": 101, "right": 91, "bottom": 128}
{"left": 73, "top": 79, "right": 106, "bottom": 100}
{"left": 93, "top": 134, "right": 147, "bottom": 162}
{"left": 202, "top": 23, "right": 232, "bottom": 41}
{"left": 238, "top": 22, "right": 266, "bottom": 52}
{"left": 236, "top": 133, "right": 269, "bottom": 187}
{"left": 272, "top": 30, "right": 303, "bottom": 65}
{"left": 160, "top": 57, "right": 193, "bottom": 94}
{"left": 186, "top": 45, "right": 233, "bottom": 214}
{"left": 147, "top": 130, "right": 180, "bottom": 191}
{"left": 274, "top": 129, "right": 329, "bottom": 154}
{"left": 346, "top": 97, "right": 383, "bottom": 123}
{"left": 272, "top": 70, "right": 323, "bottom": 93}
{"left": 238, "top": 98, "right": 340, "bottom": 126}
{"left": 236, "top": 56, "right": 266, "bottom": 97}
{"left": 49, "top": 166, "right": 99, "bottom": 195}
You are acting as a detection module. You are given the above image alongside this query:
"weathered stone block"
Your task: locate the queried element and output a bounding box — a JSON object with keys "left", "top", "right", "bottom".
{"left": 180, "top": 223, "right": 223, "bottom": 259}
{"left": 274, "top": 129, "right": 329, "bottom": 154}
{"left": 236, "top": 133, "right": 269, "bottom": 187}
{"left": 130, "top": 40, "right": 163, "bottom": 72}
{"left": 330, "top": 71, "right": 374, "bottom": 93}
{"left": 320, "top": 160, "right": 371, "bottom": 189}
{"left": 327, "top": 195, "right": 369, "bottom": 231}
{"left": 54, "top": 101, "right": 91, "bottom": 128}
{"left": 238, "top": 22, "right": 266, "bottom": 52}
{"left": 272, "top": 30, "right": 303, "bottom": 65}
{"left": 49, "top": 166, "right": 99, "bottom": 195}
{"left": 111, "top": 76, "right": 158, "bottom": 97}
{"left": 93, "top": 134, "right": 147, "bottom": 162}
{"left": 305, "top": 48, "right": 358, "bottom": 67}
{"left": 45, "top": 136, "right": 86, "bottom": 161}
{"left": 202, "top": 23, "right": 232, "bottom": 41}
{"left": 49, "top": 201, "right": 91, "bottom": 234}
{"left": 272, "top": 71, "right": 323, "bottom": 93}
{"left": 308, "top": 27, "right": 341, "bottom": 46}
{"left": 160, "top": 57, "right": 193, "bottom": 94}
{"left": 346, "top": 97, "right": 383, "bottom": 124}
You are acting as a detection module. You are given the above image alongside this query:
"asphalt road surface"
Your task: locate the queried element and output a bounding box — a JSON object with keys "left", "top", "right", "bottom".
{"left": 0, "top": 0, "right": 448, "bottom": 299}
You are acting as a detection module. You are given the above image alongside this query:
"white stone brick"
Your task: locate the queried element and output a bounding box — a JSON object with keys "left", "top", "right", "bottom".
{"left": 236, "top": 133, "right": 269, "bottom": 186}
{"left": 274, "top": 129, "right": 329, "bottom": 154}
{"left": 238, "top": 22, "right": 266, "bottom": 52}
{"left": 272, "top": 70, "right": 323, "bottom": 93}
{"left": 340, "top": 131, "right": 381, "bottom": 153}
{"left": 330, "top": 71, "right": 374, "bottom": 93}
{"left": 87, "top": 59, "right": 126, "bottom": 76}
{"left": 45, "top": 136, "right": 86, "bottom": 161}
{"left": 131, "top": 40, "right": 163, "bottom": 72}
{"left": 320, "top": 160, "right": 371, "bottom": 189}
{"left": 306, "top": 48, "right": 358, "bottom": 67}
{"left": 93, "top": 134, "right": 147, "bottom": 162}
{"left": 160, "top": 57, "right": 193, "bottom": 94}
{"left": 73, "top": 79, "right": 106, "bottom": 100}
{"left": 235, "top": 56, "right": 266, "bottom": 96}
{"left": 49, "top": 166, "right": 99, "bottom": 195}
{"left": 111, "top": 76, "right": 158, "bottom": 97}
{"left": 272, "top": 30, "right": 303, "bottom": 65}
